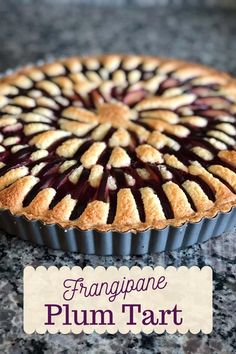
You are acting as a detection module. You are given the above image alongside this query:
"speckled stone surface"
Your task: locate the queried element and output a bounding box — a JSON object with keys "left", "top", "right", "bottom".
{"left": 0, "top": 1, "right": 236, "bottom": 353}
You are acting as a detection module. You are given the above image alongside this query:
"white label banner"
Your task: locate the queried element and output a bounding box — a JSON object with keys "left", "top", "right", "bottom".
{"left": 24, "top": 266, "right": 212, "bottom": 334}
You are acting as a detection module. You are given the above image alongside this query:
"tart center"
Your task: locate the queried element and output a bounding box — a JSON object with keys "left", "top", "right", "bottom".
{"left": 97, "top": 102, "right": 134, "bottom": 128}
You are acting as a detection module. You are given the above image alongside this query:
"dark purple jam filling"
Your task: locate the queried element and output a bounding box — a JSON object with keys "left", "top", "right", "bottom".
{"left": 73, "top": 140, "right": 93, "bottom": 160}
{"left": 157, "top": 78, "right": 180, "bottom": 95}
{"left": 107, "top": 191, "right": 117, "bottom": 224}
{"left": 97, "top": 147, "right": 112, "bottom": 166}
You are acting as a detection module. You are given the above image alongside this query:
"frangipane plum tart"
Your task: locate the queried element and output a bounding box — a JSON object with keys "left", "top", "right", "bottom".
{"left": 0, "top": 55, "right": 236, "bottom": 251}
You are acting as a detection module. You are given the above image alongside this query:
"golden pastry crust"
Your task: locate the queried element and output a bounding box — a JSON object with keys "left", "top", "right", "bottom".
{"left": 0, "top": 54, "right": 236, "bottom": 233}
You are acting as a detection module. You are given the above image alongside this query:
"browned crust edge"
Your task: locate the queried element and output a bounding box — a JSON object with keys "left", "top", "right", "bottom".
{"left": 1, "top": 199, "right": 236, "bottom": 234}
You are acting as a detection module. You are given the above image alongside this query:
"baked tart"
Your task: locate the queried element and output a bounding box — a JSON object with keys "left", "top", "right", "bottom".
{"left": 0, "top": 55, "right": 236, "bottom": 252}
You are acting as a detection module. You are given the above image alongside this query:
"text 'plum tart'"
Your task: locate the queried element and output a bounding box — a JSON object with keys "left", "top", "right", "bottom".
{"left": 0, "top": 54, "right": 236, "bottom": 232}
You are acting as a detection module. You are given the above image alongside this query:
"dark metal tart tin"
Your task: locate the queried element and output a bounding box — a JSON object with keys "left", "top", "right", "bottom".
{"left": 0, "top": 208, "right": 235, "bottom": 255}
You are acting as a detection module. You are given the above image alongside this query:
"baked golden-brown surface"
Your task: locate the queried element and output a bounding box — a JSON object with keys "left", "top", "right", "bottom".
{"left": 0, "top": 54, "right": 236, "bottom": 232}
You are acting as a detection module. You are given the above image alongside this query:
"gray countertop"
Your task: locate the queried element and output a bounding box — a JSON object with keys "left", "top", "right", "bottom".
{"left": 0, "top": 1, "right": 236, "bottom": 353}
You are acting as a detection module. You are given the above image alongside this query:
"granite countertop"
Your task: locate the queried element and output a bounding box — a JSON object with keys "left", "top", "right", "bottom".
{"left": 0, "top": 1, "right": 236, "bottom": 353}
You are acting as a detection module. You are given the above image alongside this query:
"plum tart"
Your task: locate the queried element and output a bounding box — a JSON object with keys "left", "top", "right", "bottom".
{"left": 0, "top": 54, "right": 236, "bottom": 233}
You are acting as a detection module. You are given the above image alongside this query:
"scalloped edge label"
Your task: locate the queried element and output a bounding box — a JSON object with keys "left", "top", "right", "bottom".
{"left": 24, "top": 266, "right": 212, "bottom": 334}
